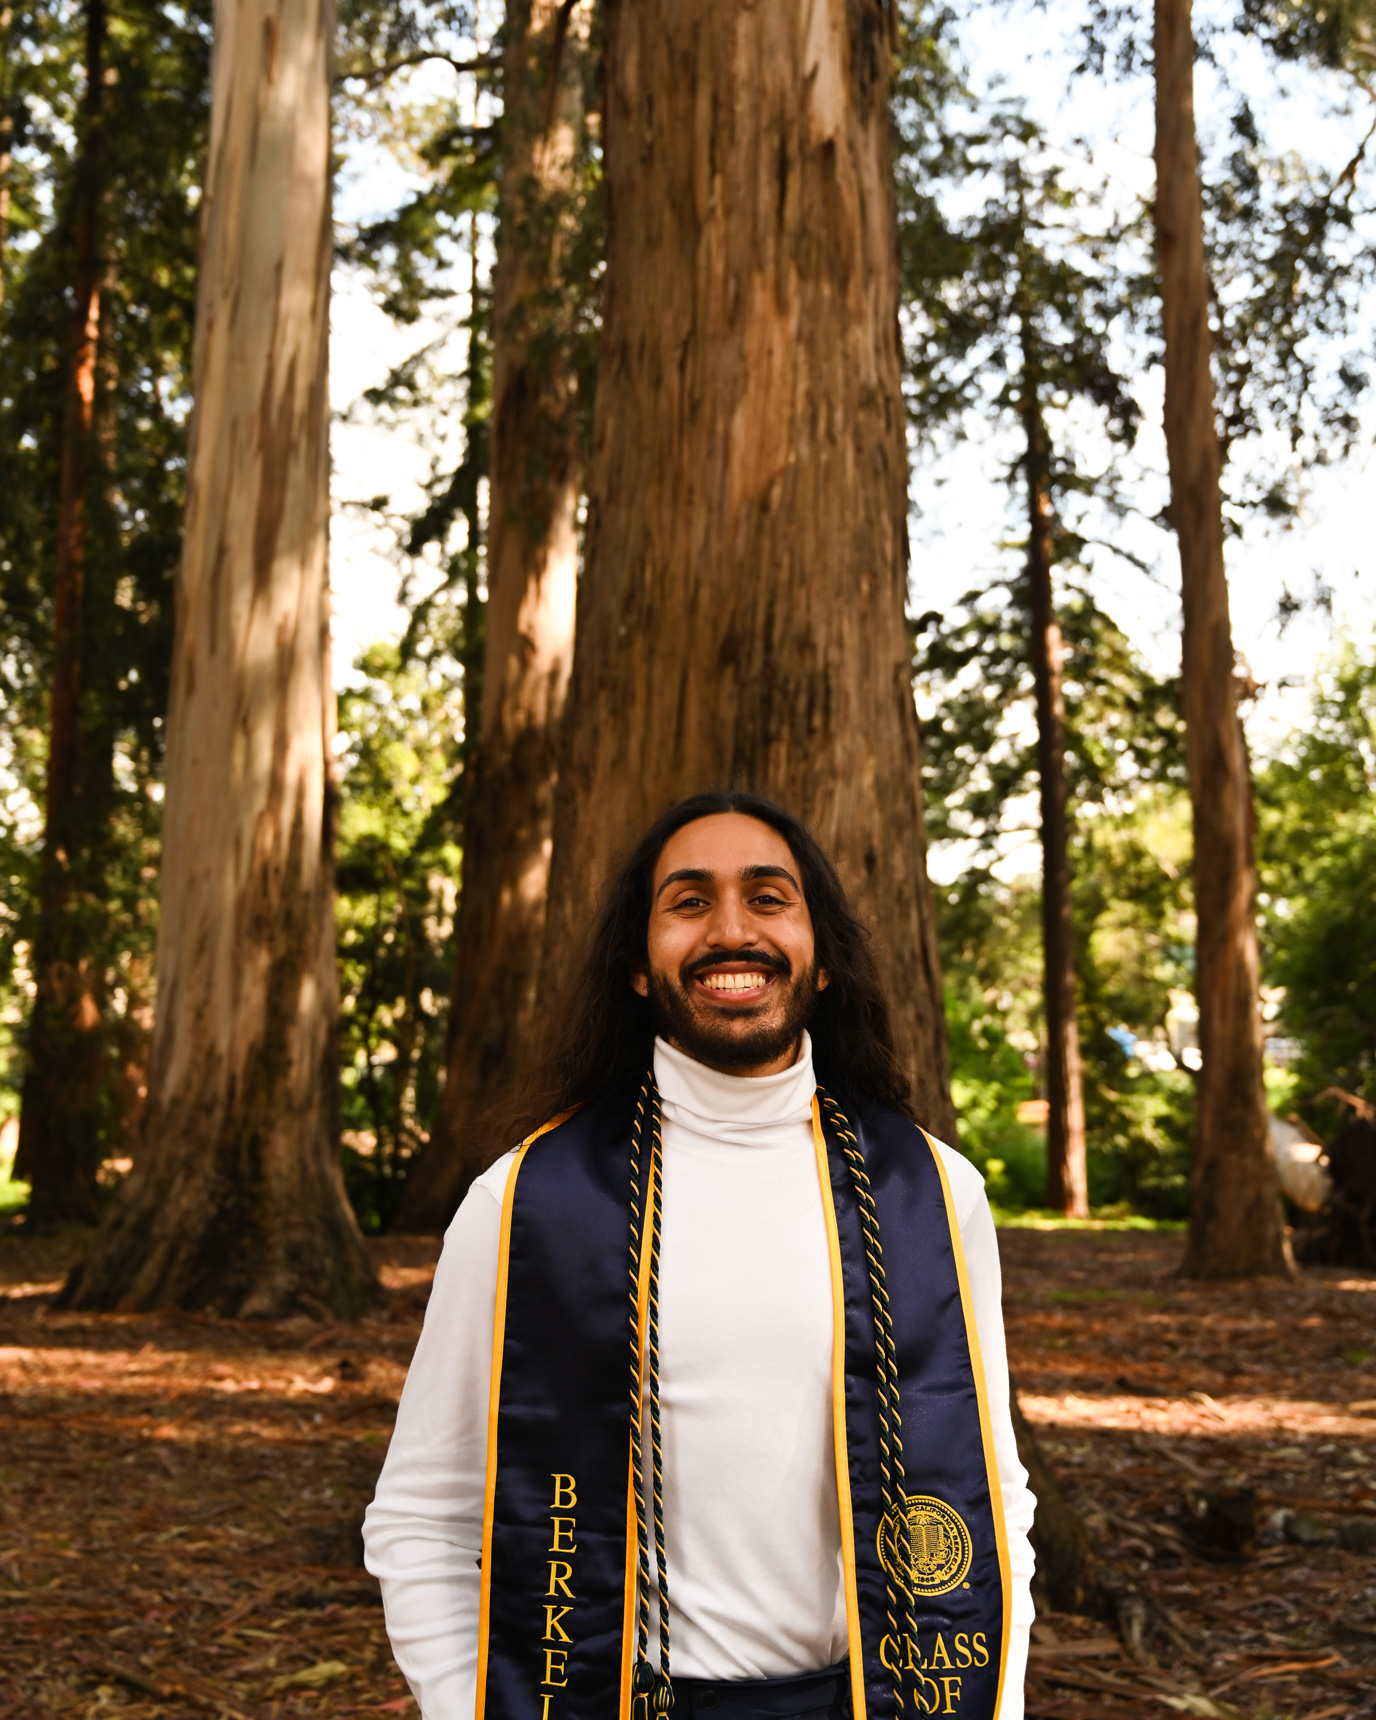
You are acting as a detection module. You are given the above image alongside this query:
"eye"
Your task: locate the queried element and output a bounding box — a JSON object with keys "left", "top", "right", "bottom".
{"left": 751, "top": 890, "right": 787, "bottom": 908}
{"left": 670, "top": 892, "right": 710, "bottom": 911}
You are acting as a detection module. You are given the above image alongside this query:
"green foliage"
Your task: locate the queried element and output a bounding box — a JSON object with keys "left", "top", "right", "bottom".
{"left": 1238, "top": 0, "right": 1376, "bottom": 78}
{"left": 933, "top": 819, "right": 1196, "bottom": 1218}
{"left": 918, "top": 578, "right": 1184, "bottom": 847}
{"left": 1257, "top": 634, "right": 1376, "bottom": 1114}
{"left": 1075, "top": 794, "right": 1196, "bottom": 1218}
{"left": 0, "top": 0, "right": 210, "bottom": 1156}
{"left": 339, "top": 0, "right": 603, "bottom": 663}
{"left": 917, "top": 569, "right": 1195, "bottom": 1217}
{"left": 336, "top": 644, "right": 465, "bottom": 1232}
{"left": 1204, "top": 101, "right": 1374, "bottom": 519}
{"left": 944, "top": 981, "right": 1046, "bottom": 1209}
{"left": 1064, "top": 0, "right": 1375, "bottom": 520}
{"left": 1080, "top": 1034, "right": 1194, "bottom": 1218}
{"left": 897, "top": 98, "right": 1144, "bottom": 461}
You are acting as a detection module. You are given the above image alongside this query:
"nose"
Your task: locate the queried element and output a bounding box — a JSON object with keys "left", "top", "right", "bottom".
{"left": 704, "top": 891, "right": 757, "bottom": 948}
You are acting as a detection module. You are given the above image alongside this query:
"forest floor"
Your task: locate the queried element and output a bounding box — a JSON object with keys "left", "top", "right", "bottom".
{"left": 0, "top": 1224, "right": 1373, "bottom": 1720}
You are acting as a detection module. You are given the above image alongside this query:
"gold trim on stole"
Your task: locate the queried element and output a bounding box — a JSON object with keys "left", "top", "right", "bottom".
{"left": 619, "top": 1144, "right": 659, "bottom": 1719}
{"left": 474, "top": 1115, "right": 572, "bottom": 1720}
{"left": 922, "top": 1130, "right": 1014, "bottom": 1719}
{"left": 811, "top": 1098, "right": 869, "bottom": 1720}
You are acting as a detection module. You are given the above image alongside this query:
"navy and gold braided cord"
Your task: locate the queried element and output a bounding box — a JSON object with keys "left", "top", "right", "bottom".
{"left": 628, "top": 1073, "right": 674, "bottom": 1716}
{"left": 645, "top": 1087, "right": 674, "bottom": 1679}
{"left": 627, "top": 1085, "right": 655, "bottom": 1680}
{"left": 818, "top": 1086, "right": 920, "bottom": 1717}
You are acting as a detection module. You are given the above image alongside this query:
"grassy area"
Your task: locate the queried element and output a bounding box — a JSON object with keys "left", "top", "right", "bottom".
{"left": 0, "top": 1174, "right": 29, "bottom": 1215}
{"left": 991, "top": 1205, "right": 1186, "bottom": 1232}
{"left": 0, "top": 1120, "right": 28, "bottom": 1215}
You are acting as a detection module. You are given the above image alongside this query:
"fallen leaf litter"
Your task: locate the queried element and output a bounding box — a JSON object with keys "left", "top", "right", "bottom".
{"left": 1, "top": 1224, "right": 1372, "bottom": 1718}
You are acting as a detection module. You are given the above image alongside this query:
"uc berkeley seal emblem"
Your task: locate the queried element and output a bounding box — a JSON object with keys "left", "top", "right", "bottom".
{"left": 877, "top": 1494, "right": 973, "bottom": 1596}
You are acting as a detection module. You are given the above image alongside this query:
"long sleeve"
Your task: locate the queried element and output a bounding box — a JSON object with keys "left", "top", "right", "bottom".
{"left": 366, "top": 1126, "right": 1035, "bottom": 1720}
{"left": 937, "top": 1144, "right": 1037, "bottom": 1720}
{"left": 362, "top": 1159, "right": 511, "bottom": 1720}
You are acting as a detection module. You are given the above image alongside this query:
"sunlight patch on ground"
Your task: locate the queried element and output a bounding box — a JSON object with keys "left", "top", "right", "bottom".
{"left": 1022, "top": 1389, "right": 1376, "bottom": 1442}
{"left": 993, "top": 1207, "right": 1186, "bottom": 1232}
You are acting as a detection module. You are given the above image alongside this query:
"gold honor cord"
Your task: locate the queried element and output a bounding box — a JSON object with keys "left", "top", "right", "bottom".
{"left": 818, "top": 1088, "right": 921, "bottom": 1718}
{"left": 628, "top": 1079, "right": 915, "bottom": 1718}
{"left": 628, "top": 1075, "right": 674, "bottom": 1717}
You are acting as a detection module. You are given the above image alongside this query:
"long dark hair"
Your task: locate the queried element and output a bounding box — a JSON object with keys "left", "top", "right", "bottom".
{"left": 481, "top": 792, "right": 914, "bottom": 1159}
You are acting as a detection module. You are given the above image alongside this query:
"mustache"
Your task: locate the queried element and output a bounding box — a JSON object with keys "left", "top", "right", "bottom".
{"left": 680, "top": 949, "right": 792, "bottom": 982}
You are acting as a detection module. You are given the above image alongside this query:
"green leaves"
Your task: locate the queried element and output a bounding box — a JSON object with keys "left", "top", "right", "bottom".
{"left": 1257, "top": 633, "right": 1376, "bottom": 1114}
{"left": 336, "top": 643, "right": 465, "bottom": 1233}
{"left": 0, "top": 0, "right": 211, "bottom": 1166}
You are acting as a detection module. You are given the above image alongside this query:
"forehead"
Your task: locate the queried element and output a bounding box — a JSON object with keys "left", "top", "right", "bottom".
{"left": 653, "top": 813, "right": 799, "bottom": 886}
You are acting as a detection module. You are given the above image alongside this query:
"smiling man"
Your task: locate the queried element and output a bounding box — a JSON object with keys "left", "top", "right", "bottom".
{"left": 365, "top": 792, "right": 1035, "bottom": 1720}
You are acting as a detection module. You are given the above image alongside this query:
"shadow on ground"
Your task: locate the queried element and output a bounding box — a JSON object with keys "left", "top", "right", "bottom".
{"left": 1, "top": 1226, "right": 1373, "bottom": 1718}
{"left": 1002, "top": 1229, "right": 1376, "bottom": 1720}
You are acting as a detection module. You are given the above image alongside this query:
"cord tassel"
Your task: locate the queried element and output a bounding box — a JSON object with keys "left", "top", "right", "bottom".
{"left": 819, "top": 1087, "right": 920, "bottom": 1717}
{"left": 629, "top": 1073, "right": 674, "bottom": 1713}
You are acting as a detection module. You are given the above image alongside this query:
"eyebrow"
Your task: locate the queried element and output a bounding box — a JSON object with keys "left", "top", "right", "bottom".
{"left": 655, "top": 863, "right": 802, "bottom": 900}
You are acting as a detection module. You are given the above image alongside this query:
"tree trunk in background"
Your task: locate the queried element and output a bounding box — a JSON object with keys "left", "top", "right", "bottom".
{"left": 396, "top": 0, "right": 582, "bottom": 1232}
{"left": 62, "top": 0, "right": 378, "bottom": 1314}
{"left": 541, "top": 0, "right": 954, "bottom": 1137}
{"left": 16, "top": 0, "right": 107, "bottom": 1224}
{"left": 1021, "top": 381, "right": 1088, "bottom": 1219}
{"left": 1153, "top": 0, "right": 1288, "bottom": 1279}
{"left": 1010, "top": 1391, "right": 1102, "bottom": 1617}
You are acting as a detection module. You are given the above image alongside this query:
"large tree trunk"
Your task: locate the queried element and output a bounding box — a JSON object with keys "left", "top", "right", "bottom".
{"left": 16, "top": 0, "right": 108, "bottom": 1225}
{"left": 395, "top": 0, "right": 582, "bottom": 1232}
{"left": 1153, "top": 0, "right": 1289, "bottom": 1279}
{"left": 61, "top": 0, "right": 378, "bottom": 1315}
{"left": 1021, "top": 378, "right": 1088, "bottom": 1219}
{"left": 540, "top": 0, "right": 954, "bottom": 1137}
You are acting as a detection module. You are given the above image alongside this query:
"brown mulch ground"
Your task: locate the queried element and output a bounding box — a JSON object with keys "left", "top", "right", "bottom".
{"left": 1002, "top": 1227, "right": 1376, "bottom": 1720}
{"left": 1, "top": 1223, "right": 1373, "bottom": 1719}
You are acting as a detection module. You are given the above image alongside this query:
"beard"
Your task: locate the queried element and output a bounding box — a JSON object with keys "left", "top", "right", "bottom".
{"left": 645, "top": 951, "right": 821, "bottom": 1070}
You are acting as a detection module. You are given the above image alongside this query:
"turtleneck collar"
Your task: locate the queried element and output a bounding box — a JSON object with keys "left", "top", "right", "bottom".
{"left": 653, "top": 1032, "right": 816, "bottom": 1143}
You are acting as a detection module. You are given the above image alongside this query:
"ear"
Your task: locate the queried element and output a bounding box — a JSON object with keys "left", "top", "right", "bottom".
{"left": 816, "top": 967, "right": 831, "bottom": 993}
{"left": 630, "top": 967, "right": 649, "bottom": 998}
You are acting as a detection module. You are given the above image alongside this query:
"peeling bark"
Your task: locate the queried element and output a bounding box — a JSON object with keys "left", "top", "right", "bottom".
{"left": 62, "top": 0, "right": 378, "bottom": 1315}
{"left": 1152, "top": 0, "right": 1289, "bottom": 1278}
{"left": 540, "top": 0, "right": 954, "bottom": 1137}
{"left": 396, "top": 0, "right": 582, "bottom": 1231}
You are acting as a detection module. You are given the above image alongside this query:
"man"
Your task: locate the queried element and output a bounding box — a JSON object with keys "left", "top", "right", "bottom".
{"left": 365, "top": 792, "right": 1035, "bottom": 1720}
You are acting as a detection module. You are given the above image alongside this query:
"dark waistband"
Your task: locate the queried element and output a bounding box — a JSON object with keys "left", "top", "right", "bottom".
{"left": 668, "top": 1659, "right": 851, "bottom": 1719}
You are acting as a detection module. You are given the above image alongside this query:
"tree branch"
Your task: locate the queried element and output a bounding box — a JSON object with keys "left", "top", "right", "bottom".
{"left": 336, "top": 50, "right": 501, "bottom": 90}
{"left": 1335, "top": 108, "right": 1376, "bottom": 193}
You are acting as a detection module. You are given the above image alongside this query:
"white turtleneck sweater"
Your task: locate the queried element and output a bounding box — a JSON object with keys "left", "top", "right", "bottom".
{"left": 364, "top": 1035, "right": 1035, "bottom": 1717}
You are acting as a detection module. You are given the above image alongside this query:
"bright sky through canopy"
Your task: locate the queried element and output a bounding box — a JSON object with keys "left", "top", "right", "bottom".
{"left": 328, "top": 0, "right": 1374, "bottom": 750}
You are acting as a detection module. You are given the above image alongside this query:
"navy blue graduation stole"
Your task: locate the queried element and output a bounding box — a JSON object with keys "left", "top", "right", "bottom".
{"left": 475, "top": 1083, "right": 1011, "bottom": 1720}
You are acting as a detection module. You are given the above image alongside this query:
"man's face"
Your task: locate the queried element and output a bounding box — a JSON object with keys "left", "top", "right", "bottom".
{"left": 631, "top": 812, "right": 830, "bottom": 1077}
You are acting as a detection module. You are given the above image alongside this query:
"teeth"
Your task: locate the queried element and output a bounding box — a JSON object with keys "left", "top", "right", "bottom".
{"left": 701, "top": 971, "right": 769, "bottom": 992}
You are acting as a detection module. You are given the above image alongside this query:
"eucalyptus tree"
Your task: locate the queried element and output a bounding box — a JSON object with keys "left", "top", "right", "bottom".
{"left": 540, "top": 0, "right": 955, "bottom": 1137}
{"left": 397, "top": 0, "right": 594, "bottom": 1232}
{"left": 63, "top": 0, "right": 377, "bottom": 1314}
